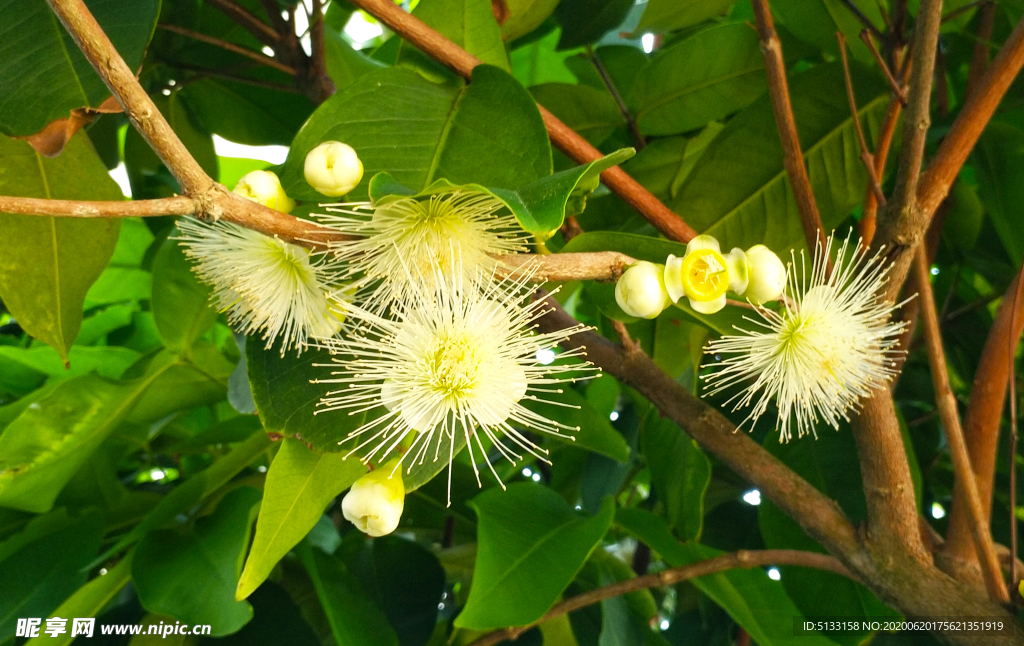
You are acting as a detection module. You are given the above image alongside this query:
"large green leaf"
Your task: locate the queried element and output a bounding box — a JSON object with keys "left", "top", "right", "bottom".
{"left": 530, "top": 83, "right": 624, "bottom": 146}
{"left": 522, "top": 384, "right": 630, "bottom": 462}
{"left": 370, "top": 536, "right": 447, "bottom": 646}
{"left": 133, "top": 486, "right": 262, "bottom": 636}
{"left": 509, "top": 28, "right": 579, "bottom": 86}
{"left": 671, "top": 63, "right": 889, "bottom": 252}
{"left": 0, "top": 511, "right": 104, "bottom": 642}
{"left": 455, "top": 483, "right": 614, "bottom": 630}
{"left": 297, "top": 541, "right": 401, "bottom": 646}
{"left": 0, "top": 133, "right": 122, "bottom": 360}
{"left": 973, "top": 120, "right": 1024, "bottom": 266}
{"left": 0, "top": 374, "right": 157, "bottom": 513}
{"left": 151, "top": 230, "right": 217, "bottom": 354}
{"left": 280, "top": 65, "right": 551, "bottom": 202}
{"left": 757, "top": 425, "right": 900, "bottom": 644}
{"left": 412, "top": 0, "right": 509, "bottom": 70}
{"left": 324, "top": 29, "right": 388, "bottom": 92}
{"left": 771, "top": 0, "right": 884, "bottom": 63}
{"left": 555, "top": 0, "right": 634, "bottom": 50}
{"left": 183, "top": 77, "right": 316, "bottom": 147}
{"left": 617, "top": 508, "right": 839, "bottom": 646}
{"left": 636, "top": 0, "right": 735, "bottom": 33}
{"left": 641, "top": 413, "right": 711, "bottom": 541}
{"left": 628, "top": 23, "right": 768, "bottom": 136}
{"left": 501, "top": 0, "right": 561, "bottom": 42}
{"left": 237, "top": 439, "right": 367, "bottom": 600}
{"left": 0, "top": 0, "right": 160, "bottom": 136}
{"left": 620, "top": 124, "right": 724, "bottom": 203}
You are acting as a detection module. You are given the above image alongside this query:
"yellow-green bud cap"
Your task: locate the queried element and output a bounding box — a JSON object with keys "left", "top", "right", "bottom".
{"left": 615, "top": 261, "right": 672, "bottom": 319}
{"left": 304, "top": 141, "right": 363, "bottom": 197}
{"left": 341, "top": 459, "right": 405, "bottom": 537}
{"left": 232, "top": 170, "right": 295, "bottom": 214}
{"left": 723, "top": 247, "right": 748, "bottom": 294}
{"left": 744, "top": 244, "right": 786, "bottom": 305}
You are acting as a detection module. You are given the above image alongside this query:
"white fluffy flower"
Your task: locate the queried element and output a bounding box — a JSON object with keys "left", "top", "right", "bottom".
{"left": 177, "top": 217, "right": 347, "bottom": 353}
{"left": 315, "top": 190, "right": 529, "bottom": 312}
{"left": 703, "top": 236, "right": 907, "bottom": 442}
{"left": 315, "top": 262, "right": 595, "bottom": 502}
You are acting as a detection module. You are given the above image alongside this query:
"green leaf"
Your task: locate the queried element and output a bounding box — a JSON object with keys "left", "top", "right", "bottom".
{"left": 281, "top": 66, "right": 551, "bottom": 202}
{"left": 296, "top": 541, "right": 401, "bottom": 646}
{"left": 0, "top": 0, "right": 160, "bottom": 136}
{"left": 151, "top": 230, "right": 218, "bottom": 353}
{"left": 555, "top": 0, "right": 634, "bottom": 50}
{"left": 368, "top": 148, "right": 634, "bottom": 234}
{"left": 455, "top": 484, "right": 614, "bottom": 630}
{"left": 757, "top": 424, "right": 900, "bottom": 643}
{"left": 0, "top": 511, "right": 104, "bottom": 642}
{"left": 22, "top": 549, "right": 133, "bottom": 646}
{"left": 770, "top": 0, "right": 885, "bottom": 63}
{"left": 324, "top": 29, "right": 388, "bottom": 91}
{"left": 617, "top": 508, "right": 839, "bottom": 646}
{"left": 237, "top": 439, "right": 367, "bottom": 600}
{"left": 670, "top": 63, "right": 889, "bottom": 252}
{"left": 0, "top": 133, "right": 122, "bottom": 360}
{"left": 564, "top": 45, "right": 649, "bottom": 98}
{"left": 0, "top": 374, "right": 156, "bottom": 513}
{"left": 973, "top": 120, "right": 1024, "bottom": 266}
{"left": 413, "top": 0, "right": 510, "bottom": 70}
{"left": 183, "top": 77, "right": 316, "bottom": 147}
{"left": 621, "top": 124, "right": 724, "bottom": 202}
{"left": 636, "top": 0, "right": 735, "bottom": 33}
{"left": 370, "top": 536, "right": 448, "bottom": 646}
{"left": 133, "top": 486, "right": 263, "bottom": 636}
{"left": 0, "top": 345, "right": 140, "bottom": 380}
{"left": 522, "top": 384, "right": 630, "bottom": 462}
{"left": 530, "top": 83, "right": 624, "bottom": 146}
{"left": 641, "top": 413, "right": 710, "bottom": 541}
{"left": 628, "top": 23, "right": 769, "bottom": 137}
{"left": 501, "top": 0, "right": 561, "bottom": 42}
{"left": 510, "top": 28, "right": 579, "bottom": 86}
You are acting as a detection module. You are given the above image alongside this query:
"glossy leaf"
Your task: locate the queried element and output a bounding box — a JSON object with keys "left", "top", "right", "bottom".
{"left": 531, "top": 83, "right": 624, "bottom": 146}
{"left": 555, "top": 0, "right": 634, "bottom": 50}
{"left": 151, "top": 230, "right": 218, "bottom": 354}
{"left": 237, "top": 439, "right": 367, "bottom": 600}
{"left": 617, "top": 508, "right": 838, "bottom": 646}
{"left": 628, "top": 23, "right": 768, "bottom": 136}
{"left": 183, "top": 77, "right": 316, "bottom": 147}
{"left": 280, "top": 66, "right": 551, "bottom": 202}
{"left": 973, "top": 120, "right": 1024, "bottom": 265}
{"left": 413, "top": 0, "right": 509, "bottom": 70}
{"left": 522, "top": 384, "right": 630, "bottom": 462}
{"left": 133, "top": 486, "right": 263, "bottom": 636}
{"left": 771, "top": 0, "right": 885, "bottom": 63}
{"left": 0, "top": 133, "right": 122, "bottom": 360}
{"left": 671, "top": 63, "right": 889, "bottom": 252}
{"left": 371, "top": 536, "right": 447, "bottom": 646}
{"left": 641, "top": 413, "right": 711, "bottom": 541}
{"left": 0, "top": 0, "right": 160, "bottom": 136}
{"left": 456, "top": 484, "right": 614, "bottom": 629}
{"left": 636, "top": 0, "right": 735, "bottom": 33}
{"left": 501, "top": 0, "right": 561, "bottom": 42}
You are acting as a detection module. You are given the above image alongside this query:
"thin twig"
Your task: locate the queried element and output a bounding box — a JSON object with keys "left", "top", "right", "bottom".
{"left": 585, "top": 45, "right": 645, "bottom": 150}
{"left": 913, "top": 247, "right": 1009, "bottom": 603}
{"left": 838, "top": 0, "right": 885, "bottom": 40}
{"left": 344, "top": 0, "right": 697, "bottom": 244}
{"left": 943, "top": 0, "right": 987, "bottom": 24}
{"left": 860, "top": 30, "right": 907, "bottom": 104}
{"left": 204, "top": 0, "right": 280, "bottom": 45}
{"left": 257, "top": 0, "right": 289, "bottom": 34}
{"left": 169, "top": 64, "right": 302, "bottom": 93}
{"left": 610, "top": 319, "right": 640, "bottom": 354}
{"left": 157, "top": 24, "right": 296, "bottom": 75}
{"left": 750, "top": 0, "right": 827, "bottom": 254}
{"left": 468, "top": 549, "right": 856, "bottom": 646}
{"left": 838, "top": 32, "right": 886, "bottom": 207}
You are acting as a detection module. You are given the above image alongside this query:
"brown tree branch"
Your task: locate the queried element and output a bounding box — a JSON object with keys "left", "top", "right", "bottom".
{"left": 913, "top": 247, "right": 1009, "bottom": 603}
{"left": 965, "top": 2, "right": 997, "bottom": 102}
{"left": 498, "top": 251, "right": 634, "bottom": 282}
{"left": 344, "top": 0, "right": 697, "bottom": 244}
{"left": 838, "top": 32, "right": 886, "bottom": 206}
{"left": 0, "top": 196, "right": 197, "bottom": 218}
{"left": 204, "top": 0, "right": 280, "bottom": 46}
{"left": 308, "top": 0, "right": 336, "bottom": 102}
{"left": 157, "top": 24, "right": 296, "bottom": 75}
{"left": 469, "top": 550, "right": 856, "bottom": 646}
{"left": 750, "top": 0, "right": 827, "bottom": 253}
{"left": 860, "top": 30, "right": 907, "bottom": 104}
{"left": 838, "top": 0, "right": 885, "bottom": 41}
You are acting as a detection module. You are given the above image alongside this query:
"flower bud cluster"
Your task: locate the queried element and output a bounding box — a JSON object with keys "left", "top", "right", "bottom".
{"left": 615, "top": 234, "right": 786, "bottom": 319}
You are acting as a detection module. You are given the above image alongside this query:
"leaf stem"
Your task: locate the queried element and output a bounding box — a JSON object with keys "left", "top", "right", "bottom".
{"left": 584, "top": 45, "right": 645, "bottom": 150}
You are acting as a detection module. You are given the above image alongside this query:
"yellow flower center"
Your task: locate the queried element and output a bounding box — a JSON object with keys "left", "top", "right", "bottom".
{"left": 680, "top": 249, "right": 729, "bottom": 302}
{"left": 427, "top": 335, "right": 482, "bottom": 397}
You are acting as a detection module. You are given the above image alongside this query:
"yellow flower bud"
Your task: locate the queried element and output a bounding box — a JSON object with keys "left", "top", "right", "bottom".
{"left": 744, "top": 244, "right": 786, "bottom": 305}
{"left": 615, "top": 261, "right": 672, "bottom": 319}
{"left": 232, "top": 170, "right": 295, "bottom": 214}
{"left": 341, "top": 459, "right": 405, "bottom": 537}
{"left": 304, "top": 141, "right": 363, "bottom": 197}
{"left": 664, "top": 235, "right": 728, "bottom": 315}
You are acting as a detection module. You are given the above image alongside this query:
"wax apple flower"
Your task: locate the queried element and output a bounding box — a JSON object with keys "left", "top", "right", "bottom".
{"left": 615, "top": 261, "right": 671, "bottom": 319}
{"left": 743, "top": 244, "right": 786, "bottom": 305}
{"left": 232, "top": 170, "right": 295, "bottom": 213}
{"left": 316, "top": 190, "right": 529, "bottom": 312}
{"left": 341, "top": 460, "right": 405, "bottom": 537}
{"left": 704, "top": 235, "right": 907, "bottom": 442}
{"left": 177, "top": 217, "right": 347, "bottom": 353}
{"left": 665, "top": 235, "right": 746, "bottom": 314}
{"left": 315, "top": 262, "right": 595, "bottom": 503}
{"left": 304, "top": 141, "right": 364, "bottom": 197}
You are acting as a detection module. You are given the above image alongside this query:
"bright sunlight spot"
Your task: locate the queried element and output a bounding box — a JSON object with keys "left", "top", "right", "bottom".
{"left": 345, "top": 11, "right": 384, "bottom": 48}
{"left": 531, "top": 473, "right": 541, "bottom": 482}
{"left": 109, "top": 162, "right": 132, "bottom": 198}
{"left": 931, "top": 501, "right": 946, "bottom": 519}
{"left": 522, "top": 467, "right": 533, "bottom": 477}
{"left": 742, "top": 489, "right": 762, "bottom": 506}
{"left": 609, "top": 411, "right": 620, "bottom": 421}
{"left": 768, "top": 567, "right": 782, "bottom": 581}
{"left": 641, "top": 33, "right": 655, "bottom": 53}
{"left": 659, "top": 620, "right": 670, "bottom": 631}
{"left": 536, "top": 348, "right": 556, "bottom": 365}
{"left": 213, "top": 136, "right": 289, "bottom": 164}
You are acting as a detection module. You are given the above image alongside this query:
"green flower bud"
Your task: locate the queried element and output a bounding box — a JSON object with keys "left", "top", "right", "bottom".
{"left": 341, "top": 459, "right": 405, "bottom": 537}
{"left": 615, "top": 261, "right": 671, "bottom": 319}
{"left": 232, "top": 170, "right": 295, "bottom": 213}
{"left": 304, "top": 141, "right": 363, "bottom": 197}
{"left": 744, "top": 244, "right": 786, "bottom": 305}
